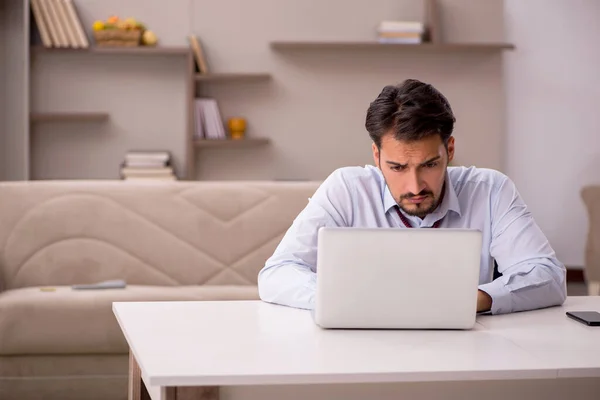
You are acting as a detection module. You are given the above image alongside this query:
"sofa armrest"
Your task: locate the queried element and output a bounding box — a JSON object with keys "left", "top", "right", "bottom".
{"left": 582, "top": 186, "right": 600, "bottom": 282}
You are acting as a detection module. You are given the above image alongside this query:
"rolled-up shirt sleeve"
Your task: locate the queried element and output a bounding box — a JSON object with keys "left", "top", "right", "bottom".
{"left": 479, "top": 176, "right": 567, "bottom": 314}
{"left": 258, "top": 169, "right": 353, "bottom": 310}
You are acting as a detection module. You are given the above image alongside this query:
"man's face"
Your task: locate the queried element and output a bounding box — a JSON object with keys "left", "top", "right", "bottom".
{"left": 372, "top": 133, "right": 455, "bottom": 219}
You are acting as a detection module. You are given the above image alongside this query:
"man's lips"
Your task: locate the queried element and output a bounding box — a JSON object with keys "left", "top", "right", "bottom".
{"left": 405, "top": 195, "right": 428, "bottom": 204}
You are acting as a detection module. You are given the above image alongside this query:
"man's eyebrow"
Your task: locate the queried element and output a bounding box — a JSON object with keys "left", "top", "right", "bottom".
{"left": 385, "top": 156, "right": 441, "bottom": 168}
{"left": 419, "top": 156, "right": 441, "bottom": 166}
{"left": 385, "top": 160, "right": 407, "bottom": 168}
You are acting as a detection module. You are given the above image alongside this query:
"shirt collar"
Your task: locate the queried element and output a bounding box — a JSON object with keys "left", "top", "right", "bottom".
{"left": 383, "top": 184, "right": 398, "bottom": 214}
{"left": 382, "top": 170, "right": 462, "bottom": 218}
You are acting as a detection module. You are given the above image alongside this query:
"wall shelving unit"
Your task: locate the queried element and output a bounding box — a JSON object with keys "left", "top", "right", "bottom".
{"left": 2, "top": 0, "right": 512, "bottom": 182}
{"left": 13, "top": 38, "right": 272, "bottom": 180}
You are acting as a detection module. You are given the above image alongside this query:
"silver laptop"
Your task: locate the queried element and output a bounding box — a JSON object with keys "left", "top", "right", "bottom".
{"left": 313, "top": 227, "right": 482, "bottom": 330}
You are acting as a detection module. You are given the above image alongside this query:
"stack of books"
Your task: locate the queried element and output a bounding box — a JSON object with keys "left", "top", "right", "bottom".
{"left": 376, "top": 21, "right": 424, "bottom": 44}
{"left": 194, "top": 98, "right": 227, "bottom": 140}
{"left": 30, "top": 0, "right": 89, "bottom": 48}
{"left": 120, "top": 151, "right": 176, "bottom": 181}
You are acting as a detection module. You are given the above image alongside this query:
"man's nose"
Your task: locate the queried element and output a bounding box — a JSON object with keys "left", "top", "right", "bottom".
{"left": 406, "top": 171, "right": 424, "bottom": 195}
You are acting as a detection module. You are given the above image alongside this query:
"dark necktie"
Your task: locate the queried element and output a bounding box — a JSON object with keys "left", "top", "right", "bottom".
{"left": 395, "top": 206, "right": 442, "bottom": 228}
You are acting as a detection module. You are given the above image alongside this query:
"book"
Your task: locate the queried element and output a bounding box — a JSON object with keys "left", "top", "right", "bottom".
{"left": 122, "top": 170, "right": 176, "bottom": 181}
{"left": 121, "top": 167, "right": 174, "bottom": 176}
{"left": 30, "top": 0, "right": 53, "bottom": 47}
{"left": 56, "top": 0, "right": 79, "bottom": 48}
{"left": 378, "top": 21, "right": 424, "bottom": 33}
{"left": 46, "top": 0, "right": 69, "bottom": 47}
{"left": 378, "top": 31, "right": 422, "bottom": 39}
{"left": 188, "top": 35, "right": 209, "bottom": 74}
{"left": 195, "top": 98, "right": 226, "bottom": 139}
{"left": 64, "top": 0, "right": 90, "bottom": 48}
{"left": 124, "top": 151, "right": 171, "bottom": 167}
{"left": 377, "top": 37, "right": 422, "bottom": 44}
{"left": 376, "top": 20, "right": 424, "bottom": 44}
{"left": 120, "top": 151, "right": 177, "bottom": 180}
{"left": 38, "top": 0, "right": 60, "bottom": 47}
{"left": 194, "top": 99, "right": 205, "bottom": 139}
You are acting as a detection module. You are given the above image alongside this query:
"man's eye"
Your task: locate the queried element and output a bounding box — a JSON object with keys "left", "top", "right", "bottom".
{"left": 390, "top": 166, "right": 404, "bottom": 172}
{"left": 425, "top": 162, "right": 438, "bottom": 168}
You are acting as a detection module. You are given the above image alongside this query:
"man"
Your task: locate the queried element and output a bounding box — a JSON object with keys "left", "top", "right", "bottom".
{"left": 258, "top": 79, "right": 566, "bottom": 315}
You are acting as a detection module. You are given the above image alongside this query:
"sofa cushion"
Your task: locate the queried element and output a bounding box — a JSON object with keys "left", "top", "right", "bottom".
{"left": 0, "top": 285, "right": 259, "bottom": 355}
{"left": 0, "top": 353, "right": 126, "bottom": 378}
{"left": 0, "top": 354, "right": 127, "bottom": 400}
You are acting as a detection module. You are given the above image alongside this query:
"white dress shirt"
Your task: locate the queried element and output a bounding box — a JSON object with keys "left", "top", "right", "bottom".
{"left": 258, "top": 165, "right": 567, "bottom": 314}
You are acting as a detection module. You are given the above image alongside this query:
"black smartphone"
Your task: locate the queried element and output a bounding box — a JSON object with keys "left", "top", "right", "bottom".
{"left": 566, "top": 311, "right": 600, "bottom": 326}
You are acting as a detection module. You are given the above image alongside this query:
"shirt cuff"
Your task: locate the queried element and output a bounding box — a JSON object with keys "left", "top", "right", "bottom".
{"left": 304, "top": 274, "right": 317, "bottom": 309}
{"left": 478, "top": 279, "right": 512, "bottom": 315}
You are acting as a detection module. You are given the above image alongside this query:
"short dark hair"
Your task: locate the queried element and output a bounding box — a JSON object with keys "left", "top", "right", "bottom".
{"left": 365, "top": 79, "right": 456, "bottom": 149}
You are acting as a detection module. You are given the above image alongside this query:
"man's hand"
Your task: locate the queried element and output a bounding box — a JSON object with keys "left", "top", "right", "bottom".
{"left": 477, "top": 289, "right": 492, "bottom": 312}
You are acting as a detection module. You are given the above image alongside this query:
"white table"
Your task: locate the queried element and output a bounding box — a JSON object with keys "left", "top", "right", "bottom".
{"left": 113, "top": 297, "right": 600, "bottom": 400}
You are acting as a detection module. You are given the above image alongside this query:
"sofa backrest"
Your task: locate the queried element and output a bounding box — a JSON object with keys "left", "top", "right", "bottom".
{"left": 0, "top": 180, "right": 320, "bottom": 290}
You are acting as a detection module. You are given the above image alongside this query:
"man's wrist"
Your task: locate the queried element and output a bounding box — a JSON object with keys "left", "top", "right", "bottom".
{"left": 477, "top": 289, "right": 493, "bottom": 312}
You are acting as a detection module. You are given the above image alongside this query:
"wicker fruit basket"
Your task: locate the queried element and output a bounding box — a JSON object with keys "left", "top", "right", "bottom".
{"left": 93, "top": 29, "right": 141, "bottom": 47}
{"left": 91, "top": 16, "right": 157, "bottom": 47}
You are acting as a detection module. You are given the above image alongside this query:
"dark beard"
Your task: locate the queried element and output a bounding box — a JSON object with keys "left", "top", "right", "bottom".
{"left": 397, "top": 182, "right": 445, "bottom": 219}
{"left": 397, "top": 196, "right": 439, "bottom": 218}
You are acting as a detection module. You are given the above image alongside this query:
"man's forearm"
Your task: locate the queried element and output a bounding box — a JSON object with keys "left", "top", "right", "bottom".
{"left": 258, "top": 264, "right": 317, "bottom": 310}
{"left": 479, "top": 262, "right": 566, "bottom": 314}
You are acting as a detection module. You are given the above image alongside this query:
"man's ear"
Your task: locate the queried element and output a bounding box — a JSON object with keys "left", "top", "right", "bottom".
{"left": 372, "top": 142, "right": 380, "bottom": 168}
{"left": 446, "top": 136, "right": 455, "bottom": 164}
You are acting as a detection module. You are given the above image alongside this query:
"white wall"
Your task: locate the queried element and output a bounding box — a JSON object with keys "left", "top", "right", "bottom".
{"left": 504, "top": 0, "right": 600, "bottom": 267}
{"left": 191, "top": 0, "right": 506, "bottom": 180}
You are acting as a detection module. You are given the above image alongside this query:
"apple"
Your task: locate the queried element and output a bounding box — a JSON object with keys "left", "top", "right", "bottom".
{"left": 142, "top": 30, "right": 158, "bottom": 46}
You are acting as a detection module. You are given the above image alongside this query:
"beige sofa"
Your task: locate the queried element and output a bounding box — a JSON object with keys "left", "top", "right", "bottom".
{"left": 582, "top": 185, "right": 600, "bottom": 295}
{"left": 0, "top": 180, "right": 320, "bottom": 400}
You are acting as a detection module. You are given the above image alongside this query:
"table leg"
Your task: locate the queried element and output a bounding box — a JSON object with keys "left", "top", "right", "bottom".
{"left": 129, "top": 350, "right": 219, "bottom": 400}
{"left": 128, "top": 351, "right": 152, "bottom": 400}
